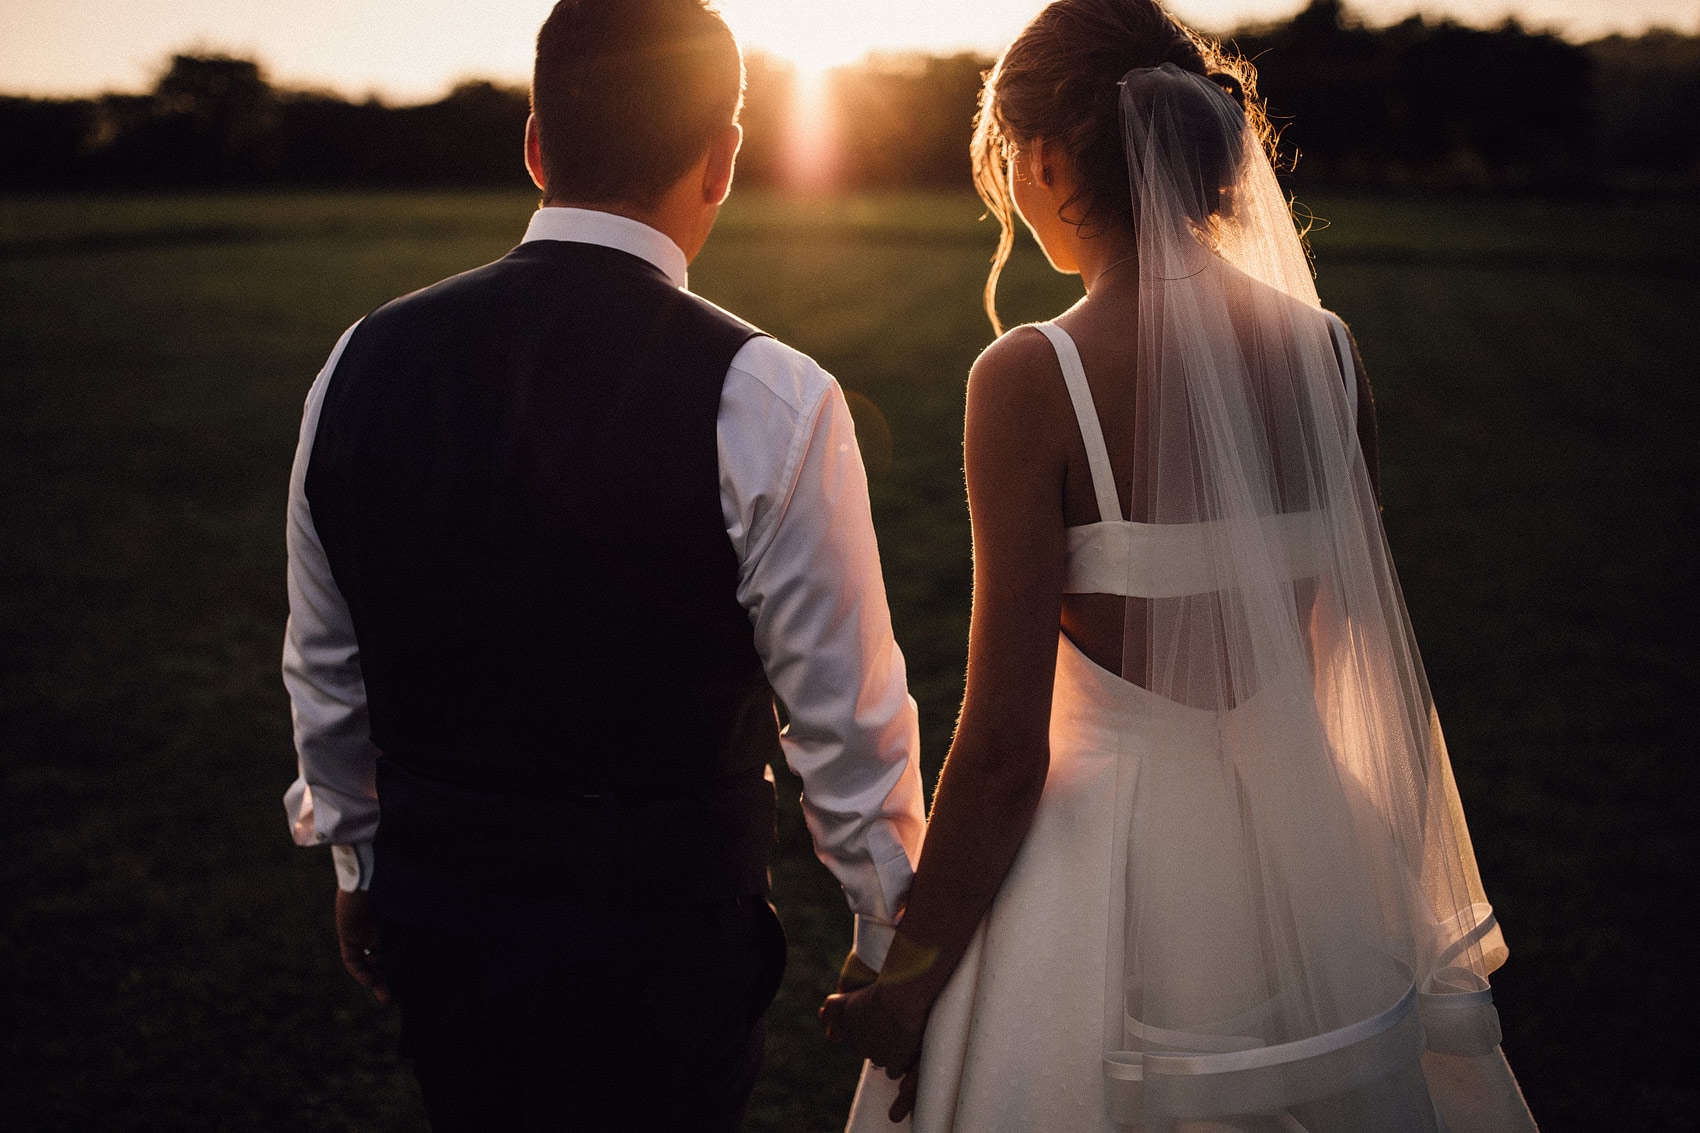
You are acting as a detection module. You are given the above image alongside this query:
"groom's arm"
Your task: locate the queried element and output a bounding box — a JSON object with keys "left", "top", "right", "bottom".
{"left": 718, "top": 337, "right": 926, "bottom": 971}
{"left": 282, "top": 323, "right": 380, "bottom": 892}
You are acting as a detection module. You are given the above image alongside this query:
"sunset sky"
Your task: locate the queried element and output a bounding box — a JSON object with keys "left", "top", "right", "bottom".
{"left": 3, "top": 0, "right": 1692, "bottom": 102}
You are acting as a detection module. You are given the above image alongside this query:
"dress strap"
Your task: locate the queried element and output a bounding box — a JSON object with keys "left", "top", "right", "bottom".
{"left": 1325, "top": 311, "right": 1359, "bottom": 426}
{"left": 1034, "top": 322, "right": 1123, "bottom": 524}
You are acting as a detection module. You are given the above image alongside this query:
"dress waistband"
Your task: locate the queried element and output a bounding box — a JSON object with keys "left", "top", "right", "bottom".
{"left": 1050, "top": 633, "right": 1308, "bottom": 756}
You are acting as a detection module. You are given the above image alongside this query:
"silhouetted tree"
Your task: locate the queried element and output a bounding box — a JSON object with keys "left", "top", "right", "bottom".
{"left": 735, "top": 53, "right": 795, "bottom": 187}
{"left": 1235, "top": 0, "right": 1595, "bottom": 188}
{"left": 384, "top": 81, "right": 531, "bottom": 185}
{"left": 1590, "top": 30, "right": 1700, "bottom": 180}
{"left": 0, "top": 97, "right": 94, "bottom": 186}
{"left": 832, "top": 53, "right": 985, "bottom": 187}
{"left": 2, "top": 15, "right": 1693, "bottom": 193}
{"left": 148, "top": 53, "right": 280, "bottom": 181}
{"left": 272, "top": 92, "right": 393, "bottom": 185}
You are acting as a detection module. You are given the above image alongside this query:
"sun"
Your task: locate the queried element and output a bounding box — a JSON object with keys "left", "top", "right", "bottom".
{"left": 778, "top": 56, "right": 838, "bottom": 191}
{"left": 718, "top": 2, "right": 875, "bottom": 191}
{"left": 766, "top": 28, "right": 870, "bottom": 81}
{"left": 720, "top": 1, "right": 881, "bottom": 78}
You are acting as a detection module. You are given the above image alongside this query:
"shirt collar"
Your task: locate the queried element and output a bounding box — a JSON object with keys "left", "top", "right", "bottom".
{"left": 521, "top": 207, "right": 689, "bottom": 290}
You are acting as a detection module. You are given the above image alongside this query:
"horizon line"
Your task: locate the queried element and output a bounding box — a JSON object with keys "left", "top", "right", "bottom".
{"left": 2, "top": 14, "right": 1691, "bottom": 106}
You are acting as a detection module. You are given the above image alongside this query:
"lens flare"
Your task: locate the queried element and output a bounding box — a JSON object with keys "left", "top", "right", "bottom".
{"left": 782, "top": 61, "right": 840, "bottom": 192}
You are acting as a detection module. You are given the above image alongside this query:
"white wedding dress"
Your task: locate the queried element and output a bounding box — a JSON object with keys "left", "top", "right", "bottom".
{"left": 846, "top": 321, "right": 1536, "bottom": 1133}
{"left": 849, "top": 65, "right": 1537, "bottom": 1132}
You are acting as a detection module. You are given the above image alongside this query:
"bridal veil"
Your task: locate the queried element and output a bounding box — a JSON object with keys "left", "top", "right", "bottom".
{"left": 1099, "top": 64, "right": 1529, "bottom": 1129}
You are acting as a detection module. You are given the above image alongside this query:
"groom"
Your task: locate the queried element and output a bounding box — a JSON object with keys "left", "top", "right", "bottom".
{"left": 281, "top": 0, "right": 925, "bottom": 1126}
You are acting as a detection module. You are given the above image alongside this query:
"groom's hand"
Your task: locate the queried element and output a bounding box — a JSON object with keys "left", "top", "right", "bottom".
{"left": 889, "top": 1069, "right": 920, "bottom": 1123}
{"left": 334, "top": 889, "right": 390, "bottom": 1003}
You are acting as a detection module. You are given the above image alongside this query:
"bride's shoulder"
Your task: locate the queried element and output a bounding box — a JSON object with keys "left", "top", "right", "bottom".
{"left": 968, "top": 323, "right": 1063, "bottom": 398}
{"left": 965, "top": 324, "right": 1072, "bottom": 448}
{"left": 1221, "top": 261, "right": 1344, "bottom": 333}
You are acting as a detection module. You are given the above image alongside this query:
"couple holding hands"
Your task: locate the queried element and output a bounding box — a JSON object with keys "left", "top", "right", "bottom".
{"left": 283, "top": 1, "right": 1537, "bottom": 1129}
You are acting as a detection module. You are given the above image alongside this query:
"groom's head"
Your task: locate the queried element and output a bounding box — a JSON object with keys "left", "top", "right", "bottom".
{"left": 530, "top": 0, "right": 744, "bottom": 214}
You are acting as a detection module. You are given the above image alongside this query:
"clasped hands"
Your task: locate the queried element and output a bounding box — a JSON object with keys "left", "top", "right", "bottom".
{"left": 820, "top": 936, "right": 941, "bottom": 1123}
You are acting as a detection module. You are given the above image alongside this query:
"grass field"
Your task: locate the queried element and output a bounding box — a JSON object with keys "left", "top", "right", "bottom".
{"left": 2, "top": 186, "right": 1695, "bottom": 1131}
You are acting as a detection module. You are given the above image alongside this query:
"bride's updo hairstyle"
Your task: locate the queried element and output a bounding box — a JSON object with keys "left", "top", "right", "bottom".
{"left": 971, "top": 0, "right": 1270, "bottom": 330}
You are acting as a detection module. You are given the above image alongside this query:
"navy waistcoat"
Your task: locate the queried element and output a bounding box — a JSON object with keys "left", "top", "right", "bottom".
{"left": 306, "top": 239, "right": 780, "bottom": 923}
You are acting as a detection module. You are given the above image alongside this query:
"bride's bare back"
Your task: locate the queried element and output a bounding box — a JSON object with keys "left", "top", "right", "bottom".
{"left": 1041, "top": 270, "right": 1378, "bottom": 684}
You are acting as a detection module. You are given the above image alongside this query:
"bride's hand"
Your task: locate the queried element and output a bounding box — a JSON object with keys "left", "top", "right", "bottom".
{"left": 821, "top": 982, "right": 927, "bottom": 1119}
{"left": 819, "top": 977, "right": 930, "bottom": 1076}
{"left": 820, "top": 933, "right": 943, "bottom": 1120}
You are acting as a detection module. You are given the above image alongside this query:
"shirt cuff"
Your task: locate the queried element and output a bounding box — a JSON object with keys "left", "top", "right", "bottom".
{"left": 332, "top": 842, "right": 374, "bottom": 892}
{"left": 852, "top": 915, "right": 898, "bottom": 971}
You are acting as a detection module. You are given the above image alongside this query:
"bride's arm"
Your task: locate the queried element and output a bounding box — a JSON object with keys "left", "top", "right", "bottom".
{"left": 824, "top": 327, "right": 1070, "bottom": 1064}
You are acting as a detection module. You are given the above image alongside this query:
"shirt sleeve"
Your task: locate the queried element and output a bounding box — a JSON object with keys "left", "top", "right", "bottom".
{"left": 718, "top": 337, "right": 927, "bottom": 970}
{"left": 281, "top": 322, "right": 381, "bottom": 892}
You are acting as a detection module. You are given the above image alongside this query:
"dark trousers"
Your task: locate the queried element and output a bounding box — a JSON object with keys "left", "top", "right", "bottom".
{"left": 383, "top": 895, "right": 786, "bottom": 1132}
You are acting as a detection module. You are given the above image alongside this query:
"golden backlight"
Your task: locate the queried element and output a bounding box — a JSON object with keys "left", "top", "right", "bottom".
{"left": 717, "top": 3, "right": 887, "bottom": 191}
{"left": 726, "top": 3, "right": 882, "bottom": 76}
{"left": 716, "top": 1, "right": 989, "bottom": 191}
{"left": 0, "top": 1, "right": 1681, "bottom": 103}
{"left": 781, "top": 63, "right": 840, "bottom": 192}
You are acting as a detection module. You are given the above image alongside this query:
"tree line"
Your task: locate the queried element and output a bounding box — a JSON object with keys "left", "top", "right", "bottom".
{"left": 4, "top": 0, "right": 1696, "bottom": 192}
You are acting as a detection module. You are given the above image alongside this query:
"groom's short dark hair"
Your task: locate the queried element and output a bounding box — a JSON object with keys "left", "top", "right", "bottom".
{"left": 532, "top": 0, "right": 744, "bottom": 208}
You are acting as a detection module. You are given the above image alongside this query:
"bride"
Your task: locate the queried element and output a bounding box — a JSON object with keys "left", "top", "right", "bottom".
{"left": 821, "top": 1, "right": 1539, "bottom": 1130}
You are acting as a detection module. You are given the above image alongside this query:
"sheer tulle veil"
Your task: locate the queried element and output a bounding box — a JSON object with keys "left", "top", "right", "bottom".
{"left": 1100, "top": 63, "right": 1515, "bottom": 1125}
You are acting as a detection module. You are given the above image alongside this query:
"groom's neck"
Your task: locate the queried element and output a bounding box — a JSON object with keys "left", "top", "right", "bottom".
{"left": 545, "top": 180, "right": 713, "bottom": 266}
{"left": 543, "top": 196, "right": 661, "bottom": 229}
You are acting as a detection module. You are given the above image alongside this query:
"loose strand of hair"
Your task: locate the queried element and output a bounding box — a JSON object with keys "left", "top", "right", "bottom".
{"left": 971, "top": 81, "right": 1015, "bottom": 334}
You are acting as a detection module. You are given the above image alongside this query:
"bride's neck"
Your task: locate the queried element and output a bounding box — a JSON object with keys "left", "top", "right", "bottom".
{"left": 1077, "top": 235, "right": 1139, "bottom": 294}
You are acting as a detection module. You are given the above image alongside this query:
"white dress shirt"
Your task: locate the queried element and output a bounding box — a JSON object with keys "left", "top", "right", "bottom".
{"left": 283, "top": 207, "right": 925, "bottom": 965}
